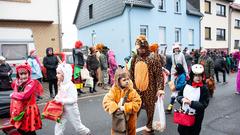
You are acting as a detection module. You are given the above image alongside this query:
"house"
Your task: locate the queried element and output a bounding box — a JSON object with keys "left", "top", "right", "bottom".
{"left": 0, "top": 0, "right": 62, "bottom": 59}
{"left": 73, "top": 0, "right": 202, "bottom": 64}
{"left": 230, "top": 3, "right": 240, "bottom": 52}
{"left": 200, "top": 0, "right": 234, "bottom": 52}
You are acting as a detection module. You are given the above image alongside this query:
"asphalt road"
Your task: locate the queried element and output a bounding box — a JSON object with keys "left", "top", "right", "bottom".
{"left": 1, "top": 73, "right": 239, "bottom": 135}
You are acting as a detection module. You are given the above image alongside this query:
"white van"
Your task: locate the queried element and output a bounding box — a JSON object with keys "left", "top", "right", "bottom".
{"left": 0, "top": 27, "right": 35, "bottom": 79}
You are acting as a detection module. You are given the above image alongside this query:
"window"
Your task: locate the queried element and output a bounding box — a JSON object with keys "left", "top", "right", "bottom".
{"left": 188, "top": 29, "right": 194, "bottom": 45}
{"left": 140, "top": 25, "right": 148, "bottom": 38}
{"left": 205, "top": 27, "right": 211, "bottom": 40}
{"left": 174, "top": 0, "right": 181, "bottom": 13}
{"left": 234, "top": 40, "right": 240, "bottom": 49}
{"left": 158, "top": 0, "right": 166, "bottom": 11}
{"left": 235, "top": 19, "right": 240, "bottom": 28}
{"left": 175, "top": 28, "right": 181, "bottom": 43}
{"left": 216, "top": 4, "right": 226, "bottom": 16}
{"left": 159, "top": 26, "right": 166, "bottom": 46}
{"left": 216, "top": 28, "right": 226, "bottom": 40}
{"left": 1, "top": 44, "right": 27, "bottom": 60}
{"left": 89, "top": 4, "right": 93, "bottom": 19}
{"left": 205, "top": 1, "right": 211, "bottom": 14}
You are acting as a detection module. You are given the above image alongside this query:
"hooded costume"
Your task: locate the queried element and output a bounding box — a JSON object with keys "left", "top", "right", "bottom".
{"left": 102, "top": 68, "right": 141, "bottom": 135}
{"left": 177, "top": 64, "right": 209, "bottom": 135}
{"left": 10, "top": 63, "right": 43, "bottom": 133}
{"left": 54, "top": 63, "right": 90, "bottom": 135}
{"left": 108, "top": 50, "right": 118, "bottom": 85}
{"left": 43, "top": 47, "right": 59, "bottom": 97}
{"left": 233, "top": 51, "right": 240, "bottom": 94}
{"left": 129, "top": 35, "right": 164, "bottom": 130}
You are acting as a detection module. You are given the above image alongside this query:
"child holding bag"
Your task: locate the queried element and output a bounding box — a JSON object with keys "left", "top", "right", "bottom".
{"left": 102, "top": 68, "right": 142, "bottom": 135}
{"left": 166, "top": 63, "right": 186, "bottom": 114}
{"left": 176, "top": 64, "right": 209, "bottom": 135}
{"left": 54, "top": 63, "right": 92, "bottom": 135}
{"left": 10, "top": 63, "right": 43, "bottom": 135}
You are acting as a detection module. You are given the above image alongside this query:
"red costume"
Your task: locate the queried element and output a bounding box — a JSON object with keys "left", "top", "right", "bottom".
{"left": 10, "top": 63, "right": 43, "bottom": 132}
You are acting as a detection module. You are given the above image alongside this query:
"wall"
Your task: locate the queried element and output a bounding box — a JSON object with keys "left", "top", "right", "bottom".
{"left": 230, "top": 10, "right": 240, "bottom": 52}
{"left": 78, "top": 11, "right": 129, "bottom": 65}
{"left": 0, "top": 0, "right": 59, "bottom": 23}
{"left": 200, "top": 0, "right": 230, "bottom": 49}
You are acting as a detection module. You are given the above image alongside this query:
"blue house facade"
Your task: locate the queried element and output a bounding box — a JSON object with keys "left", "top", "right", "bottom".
{"left": 74, "top": 0, "right": 202, "bottom": 65}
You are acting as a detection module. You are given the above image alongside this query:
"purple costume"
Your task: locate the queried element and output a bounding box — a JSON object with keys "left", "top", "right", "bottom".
{"left": 233, "top": 51, "right": 240, "bottom": 93}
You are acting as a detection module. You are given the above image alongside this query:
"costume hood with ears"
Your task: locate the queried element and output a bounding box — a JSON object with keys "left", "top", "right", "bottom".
{"left": 114, "top": 68, "right": 130, "bottom": 89}
{"left": 16, "top": 63, "right": 32, "bottom": 79}
{"left": 135, "top": 35, "right": 149, "bottom": 49}
{"left": 57, "top": 63, "right": 73, "bottom": 84}
{"left": 172, "top": 42, "right": 181, "bottom": 50}
{"left": 0, "top": 56, "right": 6, "bottom": 61}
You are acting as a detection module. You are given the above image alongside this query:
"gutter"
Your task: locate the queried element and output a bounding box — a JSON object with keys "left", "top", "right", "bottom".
{"left": 228, "top": 4, "right": 232, "bottom": 53}
{"left": 57, "top": 0, "right": 62, "bottom": 51}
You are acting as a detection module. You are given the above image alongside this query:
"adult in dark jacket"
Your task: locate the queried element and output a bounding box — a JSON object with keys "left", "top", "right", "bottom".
{"left": 177, "top": 64, "right": 209, "bottom": 135}
{"left": 0, "top": 56, "right": 13, "bottom": 91}
{"left": 214, "top": 55, "right": 228, "bottom": 84}
{"left": 43, "top": 47, "right": 59, "bottom": 98}
{"left": 86, "top": 47, "right": 100, "bottom": 93}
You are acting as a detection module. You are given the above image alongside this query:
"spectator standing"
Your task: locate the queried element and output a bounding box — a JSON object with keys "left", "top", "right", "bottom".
{"left": 43, "top": 47, "right": 59, "bottom": 98}
{"left": 107, "top": 50, "right": 118, "bottom": 86}
{"left": 0, "top": 56, "right": 13, "bottom": 91}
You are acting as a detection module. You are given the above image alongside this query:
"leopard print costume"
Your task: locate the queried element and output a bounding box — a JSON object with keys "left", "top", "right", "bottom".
{"left": 130, "top": 54, "right": 164, "bottom": 129}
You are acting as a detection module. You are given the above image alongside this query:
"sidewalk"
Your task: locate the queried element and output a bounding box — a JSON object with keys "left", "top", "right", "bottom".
{"left": 37, "top": 82, "right": 109, "bottom": 104}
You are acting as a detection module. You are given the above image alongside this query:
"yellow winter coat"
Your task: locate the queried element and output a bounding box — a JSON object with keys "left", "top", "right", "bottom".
{"left": 102, "top": 82, "right": 142, "bottom": 135}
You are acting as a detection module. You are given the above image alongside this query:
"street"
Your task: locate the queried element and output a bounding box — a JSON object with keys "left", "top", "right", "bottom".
{"left": 1, "top": 73, "right": 239, "bottom": 135}
{"left": 35, "top": 73, "right": 240, "bottom": 135}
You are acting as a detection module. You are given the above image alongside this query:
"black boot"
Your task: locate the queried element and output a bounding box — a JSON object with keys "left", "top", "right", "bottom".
{"left": 89, "top": 88, "right": 93, "bottom": 93}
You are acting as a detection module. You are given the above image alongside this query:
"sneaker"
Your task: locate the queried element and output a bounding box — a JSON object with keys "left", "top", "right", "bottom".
{"left": 165, "top": 104, "right": 173, "bottom": 114}
{"left": 222, "top": 82, "right": 228, "bottom": 85}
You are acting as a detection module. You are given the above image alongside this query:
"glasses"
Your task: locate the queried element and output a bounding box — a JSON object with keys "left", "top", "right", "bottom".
{"left": 19, "top": 72, "right": 28, "bottom": 75}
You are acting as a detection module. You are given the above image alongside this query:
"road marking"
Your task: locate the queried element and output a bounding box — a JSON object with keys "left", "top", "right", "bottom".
{"left": 37, "top": 93, "right": 106, "bottom": 106}
{"left": 136, "top": 126, "right": 145, "bottom": 133}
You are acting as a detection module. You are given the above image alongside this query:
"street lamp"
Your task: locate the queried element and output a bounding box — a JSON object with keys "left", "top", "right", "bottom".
{"left": 91, "top": 30, "right": 96, "bottom": 46}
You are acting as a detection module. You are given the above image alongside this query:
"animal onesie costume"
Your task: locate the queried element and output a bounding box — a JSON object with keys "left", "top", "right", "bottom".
{"left": 129, "top": 35, "right": 164, "bottom": 130}
{"left": 107, "top": 50, "right": 118, "bottom": 86}
{"left": 233, "top": 51, "right": 240, "bottom": 94}
{"left": 54, "top": 63, "right": 90, "bottom": 135}
{"left": 177, "top": 64, "right": 209, "bottom": 135}
{"left": 10, "top": 63, "right": 43, "bottom": 134}
{"left": 102, "top": 68, "right": 142, "bottom": 135}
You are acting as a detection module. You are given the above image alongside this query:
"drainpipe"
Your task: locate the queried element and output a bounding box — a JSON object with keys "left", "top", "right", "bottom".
{"left": 57, "top": 0, "right": 62, "bottom": 51}
{"left": 199, "top": 16, "right": 203, "bottom": 49}
{"left": 128, "top": 3, "right": 133, "bottom": 56}
{"left": 228, "top": 4, "right": 232, "bottom": 54}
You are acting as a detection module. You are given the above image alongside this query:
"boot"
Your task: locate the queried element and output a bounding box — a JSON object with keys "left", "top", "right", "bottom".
{"left": 89, "top": 88, "right": 93, "bottom": 93}
{"left": 165, "top": 104, "right": 173, "bottom": 114}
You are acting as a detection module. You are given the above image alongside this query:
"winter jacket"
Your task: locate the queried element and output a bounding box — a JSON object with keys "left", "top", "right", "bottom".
{"left": 86, "top": 54, "right": 100, "bottom": 72}
{"left": 175, "top": 73, "right": 186, "bottom": 91}
{"left": 198, "top": 56, "right": 214, "bottom": 78}
{"left": 43, "top": 48, "right": 58, "bottom": 80}
{"left": 27, "top": 57, "right": 43, "bottom": 80}
{"left": 72, "top": 48, "right": 84, "bottom": 67}
{"left": 99, "top": 53, "right": 108, "bottom": 70}
{"left": 0, "top": 63, "right": 13, "bottom": 90}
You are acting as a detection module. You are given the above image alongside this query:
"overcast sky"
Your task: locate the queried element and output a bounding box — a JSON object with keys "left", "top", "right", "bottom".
{"left": 60, "top": 0, "right": 240, "bottom": 49}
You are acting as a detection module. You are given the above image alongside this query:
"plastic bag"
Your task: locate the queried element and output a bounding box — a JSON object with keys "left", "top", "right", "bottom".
{"left": 152, "top": 96, "right": 166, "bottom": 132}
{"left": 81, "top": 67, "right": 91, "bottom": 80}
{"left": 85, "top": 77, "right": 94, "bottom": 88}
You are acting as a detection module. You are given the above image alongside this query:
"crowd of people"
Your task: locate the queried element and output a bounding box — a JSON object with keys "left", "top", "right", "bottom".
{"left": 0, "top": 34, "right": 240, "bottom": 135}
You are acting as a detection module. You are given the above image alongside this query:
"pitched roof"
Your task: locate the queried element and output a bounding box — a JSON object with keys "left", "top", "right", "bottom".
{"left": 73, "top": 0, "right": 153, "bottom": 25}
{"left": 186, "top": 0, "right": 203, "bottom": 17}
{"left": 230, "top": 3, "right": 240, "bottom": 11}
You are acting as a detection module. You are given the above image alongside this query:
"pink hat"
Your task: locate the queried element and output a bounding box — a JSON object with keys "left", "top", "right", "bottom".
{"left": 172, "top": 43, "right": 181, "bottom": 50}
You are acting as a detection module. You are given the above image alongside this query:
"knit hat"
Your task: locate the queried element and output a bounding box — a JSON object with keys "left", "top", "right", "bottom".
{"left": 135, "top": 35, "right": 149, "bottom": 49}
{"left": 75, "top": 40, "right": 83, "bottom": 48}
{"left": 0, "top": 56, "right": 6, "bottom": 61}
{"left": 149, "top": 43, "right": 159, "bottom": 52}
{"left": 172, "top": 42, "right": 181, "bottom": 50}
{"left": 30, "top": 49, "right": 36, "bottom": 56}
